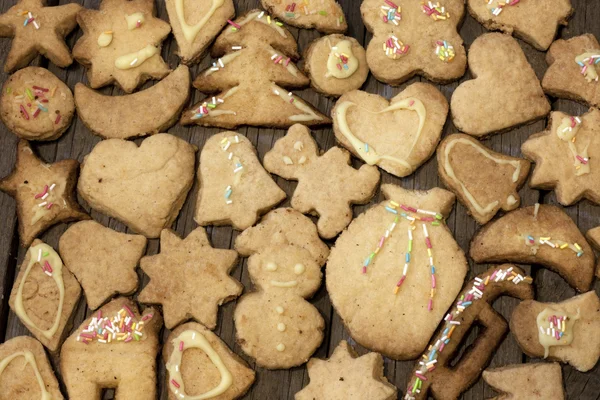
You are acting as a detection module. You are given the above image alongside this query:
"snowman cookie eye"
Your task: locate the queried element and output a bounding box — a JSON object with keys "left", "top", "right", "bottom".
{"left": 294, "top": 263, "right": 305, "bottom": 275}
{"left": 265, "top": 261, "right": 278, "bottom": 271}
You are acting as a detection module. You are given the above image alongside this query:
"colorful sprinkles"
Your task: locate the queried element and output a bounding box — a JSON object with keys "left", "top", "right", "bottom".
{"left": 487, "top": 0, "right": 520, "bottom": 16}
{"left": 220, "top": 135, "right": 242, "bottom": 205}
{"left": 20, "top": 10, "right": 40, "bottom": 29}
{"left": 283, "top": 1, "right": 345, "bottom": 27}
{"left": 381, "top": 0, "right": 401, "bottom": 25}
{"left": 539, "top": 314, "right": 570, "bottom": 341}
{"left": 435, "top": 41, "right": 455, "bottom": 62}
{"left": 384, "top": 35, "right": 410, "bottom": 59}
{"left": 524, "top": 234, "right": 584, "bottom": 257}
{"left": 271, "top": 52, "right": 292, "bottom": 68}
{"left": 36, "top": 247, "right": 53, "bottom": 277}
{"left": 421, "top": 1, "right": 450, "bottom": 20}
{"left": 190, "top": 96, "right": 225, "bottom": 120}
{"left": 404, "top": 266, "right": 533, "bottom": 399}
{"left": 330, "top": 46, "right": 350, "bottom": 71}
{"left": 577, "top": 53, "right": 600, "bottom": 82}
{"left": 76, "top": 307, "right": 153, "bottom": 344}
{"left": 34, "top": 183, "right": 56, "bottom": 211}
{"left": 12, "top": 83, "right": 62, "bottom": 124}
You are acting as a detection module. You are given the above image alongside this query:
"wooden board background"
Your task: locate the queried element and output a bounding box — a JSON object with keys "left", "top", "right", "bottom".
{"left": 0, "top": 0, "right": 599, "bottom": 398}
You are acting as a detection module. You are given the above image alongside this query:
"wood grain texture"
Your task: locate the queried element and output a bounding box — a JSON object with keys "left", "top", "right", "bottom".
{"left": 0, "top": 0, "right": 598, "bottom": 399}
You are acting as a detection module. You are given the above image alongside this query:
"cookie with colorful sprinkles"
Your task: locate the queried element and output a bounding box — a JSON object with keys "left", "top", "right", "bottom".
{"left": 164, "top": 322, "right": 256, "bottom": 400}
{"left": 0, "top": 0, "right": 81, "bottom": 73}
{"left": 510, "top": 291, "right": 600, "bottom": 372}
{"left": 326, "top": 184, "right": 469, "bottom": 360}
{"left": 0, "top": 140, "right": 89, "bottom": 247}
{"left": 8, "top": 239, "right": 82, "bottom": 353}
{"left": 1, "top": 67, "right": 75, "bottom": 141}
{"left": 0, "top": 336, "right": 64, "bottom": 400}
{"left": 61, "top": 297, "right": 162, "bottom": 400}
{"left": 361, "top": 0, "right": 467, "bottom": 85}
{"left": 403, "top": 265, "right": 534, "bottom": 400}
{"left": 260, "top": 0, "right": 347, "bottom": 33}
{"left": 482, "top": 363, "right": 565, "bottom": 400}
{"left": 303, "top": 34, "right": 369, "bottom": 97}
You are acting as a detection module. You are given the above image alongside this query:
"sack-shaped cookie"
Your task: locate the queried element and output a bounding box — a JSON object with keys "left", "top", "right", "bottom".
{"left": 0, "top": 140, "right": 89, "bottom": 247}
{"left": 404, "top": 265, "right": 534, "bottom": 400}
{"left": 470, "top": 204, "right": 596, "bottom": 292}
{"left": 73, "top": 0, "right": 171, "bottom": 93}
{"left": 139, "top": 227, "right": 242, "bottom": 330}
{"left": 332, "top": 82, "right": 448, "bottom": 178}
{"left": 264, "top": 124, "right": 380, "bottom": 239}
{"left": 180, "top": 10, "right": 329, "bottom": 129}
{"left": 78, "top": 134, "right": 196, "bottom": 238}
{"left": 164, "top": 322, "right": 255, "bottom": 400}
{"left": 74, "top": 65, "right": 190, "bottom": 139}
{"left": 61, "top": 298, "right": 162, "bottom": 400}
{"left": 304, "top": 34, "right": 369, "bottom": 97}
{"left": 467, "top": 0, "right": 572, "bottom": 50}
{"left": 9, "top": 240, "right": 81, "bottom": 353}
{"left": 482, "top": 363, "right": 565, "bottom": 400}
{"left": 437, "top": 133, "right": 530, "bottom": 224}
{"left": 0, "top": 336, "right": 64, "bottom": 400}
{"left": 327, "top": 184, "right": 468, "bottom": 359}
{"left": 194, "top": 132, "right": 286, "bottom": 231}
{"left": 1, "top": 67, "right": 75, "bottom": 141}
{"left": 542, "top": 34, "right": 600, "bottom": 108}
{"left": 361, "top": 0, "right": 467, "bottom": 85}
{"left": 166, "top": 0, "right": 235, "bottom": 65}
{"left": 295, "top": 340, "right": 397, "bottom": 400}
{"left": 451, "top": 33, "right": 550, "bottom": 137}
{"left": 522, "top": 109, "right": 600, "bottom": 206}
{"left": 260, "top": 0, "right": 347, "bottom": 33}
{"left": 234, "top": 209, "right": 329, "bottom": 369}
{"left": 0, "top": 0, "right": 81, "bottom": 72}
{"left": 510, "top": 291, "right": 600, "bottom": 372}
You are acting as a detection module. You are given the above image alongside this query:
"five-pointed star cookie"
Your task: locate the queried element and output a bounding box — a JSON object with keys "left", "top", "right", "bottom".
{"left": 295, "top": 340, "right": 398, "bottom": 400}
{"left": 522, "top": 108, "right": 600, "bottom": 205}
{"left": 138, "top": 227, "right": 242, "bottom": 330}
{"left": 0, "top": 0, "right": 81, "bottom": 73}
{"left": 0, "top": 140, "right": 89, "bottom": 247}
{"left": 72, "top": 0, "right": 171, "bottom": 93}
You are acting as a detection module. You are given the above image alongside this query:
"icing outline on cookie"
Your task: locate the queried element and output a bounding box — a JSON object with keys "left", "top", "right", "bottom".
{"left": 0, "top": 351, "right": 51, "bottom": 400}
{"left": 229, "top": 10, "right": 286, "bottom": 37}
{"left": 176, "top": 0, "right": 225, "bottom": 42}
{"left": 166, "top": 329, "right": 233, "bottom": 399}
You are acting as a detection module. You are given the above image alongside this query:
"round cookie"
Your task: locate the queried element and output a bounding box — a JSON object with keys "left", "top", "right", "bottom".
{"left": 0, "top": 67, "right": 74, "bottom": 141}
{"left": 304, "top": 34, "right": 369, "bottom": 97}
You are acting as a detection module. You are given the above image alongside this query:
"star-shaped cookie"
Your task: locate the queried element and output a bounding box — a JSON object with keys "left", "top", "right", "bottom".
{"left": 522, "top": 109, "right": 600, "bottom": 205}
{"left": 138, "top": 227, "right": 242, "bottom": 329}
{"left": 0, "top": 140, "right": 89, "bottom": 247}
{"left": 72, "top": 0, "right": 171, "bottom": 93}
{"left": 295, "top": 340, "right": 397, "bottom": 400}
{"left": 0, "top": 0, "right": 81, "bottom": 72}
{"left": 59, "top": 220, "right": 147, "bottom": 310}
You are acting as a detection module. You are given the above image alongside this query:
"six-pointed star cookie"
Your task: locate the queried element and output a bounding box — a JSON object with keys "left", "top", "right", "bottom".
{"left": 295, "top": 340, "right": 397, "bottom": 400}
{"left": 522, "top": 109, "right": 600, "bottom": 205}
{"left": 0, "top": 140, "right": 89, "bottom": 247}
{"left": 138, "top": 227, "right": 242, "bottom": 330}
{"left": 0, "top": 0, "right": 81, "bottom": 72}
{"left": 72, "top": 0, "right": 171, "bottom": 93}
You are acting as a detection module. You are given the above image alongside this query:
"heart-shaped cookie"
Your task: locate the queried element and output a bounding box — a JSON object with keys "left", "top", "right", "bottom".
{"left": 78, "top": 134, "right": 197, "bottom": 238}
{"left": 332, "top": 82, "right": 448, "bottom": 177}
{"left": 451, "top": 33, "right": 550, "bottom": 137}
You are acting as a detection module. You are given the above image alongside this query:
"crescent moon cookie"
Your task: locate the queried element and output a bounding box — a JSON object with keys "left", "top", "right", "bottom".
{"left": 542, "top": 34, "right": 600, "bottom": 108}
{"left": 0, "top": 0, "right": 81, "bottom": 73}
{"left": 61, "top": 298, "right": 162, "bottom": 400}
{"left": 0, "top": 67, "right": 75, "bottom": 141}
{"left": 521, "top": 109, "right": 600, "bottom": 206}
{"left": 470, "top": 204, "right": 596, "bottom": 292}
{"left": 74, "top": 65, "right": 190, "bottom": 140}
{"left": 467, "top": 0, "right": 572, "bottom": 51}
{"left": 327, "top": 184, "right": 469, "bottom": 360}
{"left": 332, "top": 82, "right": 448, "bottom": 178}
{"left": 451, "top": 33, "right": 550, "bottom": 137}
{"left": 72, "top": 0, "right": 171, "bottom": 93}
{"left": 437, "top": 133, "right": 530, "bottom": 224}
{"left": 0, "top": 336, "right": 64, "bottom": 400}
{"left": 510, "top": 291, "right": 600, "bottom": 372}
{"left": 180, "top": 10, "right": 330, "bottom": 129}
{"left": 260, "top": 0, "right": 347, "bottom": 33}
{"left": 304, "top": 34, "right": 369, "bottom": 97}
{"left": 166, "top": 0, "right": 235, "bottom": 65}
{"left": 164, "top": 322, "right": 256, "bottom": 400}
{"left": 360, "top": 0, "right": 467, "bottom": 85}
{"left": 0, "top": 140, "right": 89, "bottom": 247}
{"left": 8, "top": 240, "right": 82, "bottom": 353}
{"left": 482, "top": 363, "right": 565, "bottom": 400}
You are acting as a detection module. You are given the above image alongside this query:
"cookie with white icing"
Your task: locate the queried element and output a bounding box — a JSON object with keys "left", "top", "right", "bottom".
{"left": 304, "top": 34, "right": 369, "bottom": 97}
{"left": 437, "top": 133, "right": 530, "bottom": 224}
